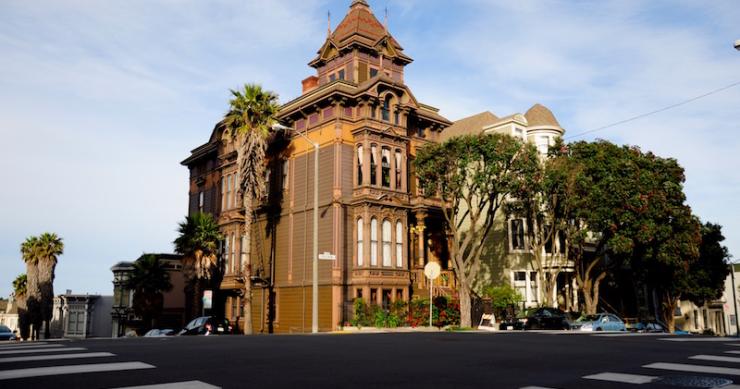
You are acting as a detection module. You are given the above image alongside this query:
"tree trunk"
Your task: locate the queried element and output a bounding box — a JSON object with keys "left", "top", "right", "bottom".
{"left": 25, "top": 263, "right": 42, "bottom": 339}
{"left": 37, "top": 258, "right": 56, "bottom": 339}
{"left": 661, "top": 294, "right": 677, "bottom": 333}
{"left": 459, "top": 283, "right": 472, "bottom": 328}
{"left": 243, "top": 195, "right": 254, "bottom": 335}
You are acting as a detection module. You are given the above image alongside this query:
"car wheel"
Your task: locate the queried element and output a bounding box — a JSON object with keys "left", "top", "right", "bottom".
{"left": 596, "top": 327, "right": 603, "bottom": 331}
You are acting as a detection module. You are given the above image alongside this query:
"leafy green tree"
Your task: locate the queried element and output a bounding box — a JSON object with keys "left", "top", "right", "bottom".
{"left": 174, "top": 212, "right": 223, "bottom": 321}
{"left": 222, "top": 84, "right": 280, "bottom": 335}
{"left": 483, "top": 284, "right": 521, "bottom": 320}
{"left": 683, "top": 223, "right": 732, "bottom": 306}
{"left": 414, "top": 133, "right": 539, "bottom": 327}
{"left": 126, "top": 254, "right": 173, "bottom": 331}
{"left": 12, "top": 274, "right": 30, "bottom": 340}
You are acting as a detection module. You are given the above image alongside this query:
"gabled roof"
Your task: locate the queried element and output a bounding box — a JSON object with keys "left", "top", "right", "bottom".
{"left": 525, "top": 103, "right": 561, "bottom": 127}
{"left": 310, "top": 0, "right": 412, "bottom": 67}
{"left": 440, "top": 111, "right": 499, "bottom": 141}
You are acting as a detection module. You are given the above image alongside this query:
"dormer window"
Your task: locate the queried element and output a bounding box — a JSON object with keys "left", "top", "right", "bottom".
{"left": 514, "top": 127, "right": 525, "bottom": 141}
{"left": 338, "top": 69, "right": 345, "bottom": 80}
{"left": 370, "top": 68, "right": 379, "bottom": 78}
{"left": 382, "top": 96, "right": 391, "bottom": 122}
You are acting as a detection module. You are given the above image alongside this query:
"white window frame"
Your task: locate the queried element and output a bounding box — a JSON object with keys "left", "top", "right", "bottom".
{"left": 395, "top": 221, "right": 403, "bottom": 268}
{"left": 382, "top": 220, "right": 392, "bottom": 267}
{"left": 357, "top": 218, "right": 364, "bottom": 267}
{"left": 370, "top": 218, "right": 378, "bottom": 266}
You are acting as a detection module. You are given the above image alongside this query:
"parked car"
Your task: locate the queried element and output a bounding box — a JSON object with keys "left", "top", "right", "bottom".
{"left": 522, "top": 308, "right": 570, "bottom": 330}
{"left": 498, "top": 308, "right": 536, "bottom": 330}
{"left": 573, "top": 313, "right": 626, "bottom": 332}
{"left": 144, "top": 329, "right": 176, "bottom": 337}
{"left": 0, "top": 325, "right": 16, "bottom": 341}
{"left": 178, "top": 316, "right": 232, "bottom": 336}
{"left": 627, "top": 321, "right": 668, "bottom": 333}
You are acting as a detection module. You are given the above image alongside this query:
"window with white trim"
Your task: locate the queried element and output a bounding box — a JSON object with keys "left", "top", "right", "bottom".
{"left": 357, "top": 145, "right": 364, "bottom": 185}
{"left": 510, "top": 219, "right": 525, "bottom": 251}
{"left": 382, "top": 220, "right": 392, "bottom": 267}
{"left": 395, "top": 221, "right": 403, "bottom": 268}
{"left": 357, "top": 218, "right": 364, "bottom": 267}
{"left": 370, "top": 218, "right": 378, "bottom": 266}
{"left": 370, "top": 145, "right": 378, "bottom": 186}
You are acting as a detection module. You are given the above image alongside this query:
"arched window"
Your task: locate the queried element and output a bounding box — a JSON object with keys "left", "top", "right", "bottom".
{"left": 370, "top": 218, "right": 378, "bottom": 266}
{"left": 370, "top": 145, "right": 378, "bottom": 186}
{"left": 381, "top": 148, "right": 391, "bottom": 188}
{"left": 357, "top": 145, "right": 364, "bottom": 185}
{"left": 382, "top": 220, "right": 392, "bottom": 267}
{"left": 396, "top": 221, "right": 403, "bottom": 268}
{"left": 382, "top": 95, "right": 391, "bottom": 122}
{"left": 357, "top": 218, "right": 364, "bottom": 266}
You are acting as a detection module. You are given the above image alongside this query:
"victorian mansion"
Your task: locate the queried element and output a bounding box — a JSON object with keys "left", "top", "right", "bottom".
{"left": 182, "top": 0, "right": 568, "bottom": 333}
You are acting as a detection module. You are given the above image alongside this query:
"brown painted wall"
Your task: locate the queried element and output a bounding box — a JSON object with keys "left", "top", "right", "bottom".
{"left": 273, "top": 286, "right": 333, "bottom": 333}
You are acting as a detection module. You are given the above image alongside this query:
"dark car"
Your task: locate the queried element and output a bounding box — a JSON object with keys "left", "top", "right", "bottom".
{"left": 0, "top": 325, "right": 16, "bottom": 341}
{"left": 178, "top": 316, "right": 232, "bottom": 336}
{"left": 499, "top": 308, "right": 536, "bottom": 330}
{"left": 522, "top": 307, "right": 570, "bottom": 330}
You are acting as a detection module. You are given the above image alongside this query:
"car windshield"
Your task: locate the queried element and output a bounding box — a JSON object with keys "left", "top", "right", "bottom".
{"left": 0, "top": 325, "right": 10, "bottom": 332}
{"left": 578, "top": 315, "right": 602, "bottom": 322}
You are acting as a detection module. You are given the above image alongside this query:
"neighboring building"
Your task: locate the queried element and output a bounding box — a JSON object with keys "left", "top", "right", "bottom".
{"left": 0, "top": 295, "right": 19, "bottom": 334}
{"left": 675, "top": 263, "right": 740, "bottom": 336}
{"left": 182, "top": 0, "right": 455, "bottom": 333}
{"left": 49, "top": 291, "right": 113, "bottom": 338}
{"left": 110, "top": 254, "right": 186, "bottom": 337}
{"left": 440, "top": 105, "right": 578, "bottom": 310}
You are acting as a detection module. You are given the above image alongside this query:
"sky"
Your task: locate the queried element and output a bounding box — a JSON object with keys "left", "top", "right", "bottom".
{"left": 1, "top": 0, "right": 739, "bottom": 297}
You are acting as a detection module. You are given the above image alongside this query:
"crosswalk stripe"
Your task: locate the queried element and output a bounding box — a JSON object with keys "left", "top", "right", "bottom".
{"left": 111, "top": 380, "right": 221, "bottom": 389}
{"left": 727, "top": 343, "right": 740, "bottom": 347}
{"left": 661, "top": 337, "right": 740, "bottom": 342}
{"left": 583, "top": 372, "right": 658, "bottom": 384}
{"left": 520, "top": 386, "right": 558, "bottom": 389}
{"left": 726, "top": 351, "right": 740, "bottom": 354}
{"left": 644, "top": 362, "right": 740, "bottom": 375}
{"left": 0, "top": 352, "right": 115, "bottom": 363}
{"left": 0, "top": 347, "right": 86, "bottom": 355}
{"left": 0, "top": 343, "right": 60, "bottom": 350}
{"left": 0, "top": 361, "right": 155, "bottom": 380}
{"left": 690, "top": 354, "right": 740, "bottom": 363}
{"left": 0, "top": 342, "right": 48, "bottom": 348}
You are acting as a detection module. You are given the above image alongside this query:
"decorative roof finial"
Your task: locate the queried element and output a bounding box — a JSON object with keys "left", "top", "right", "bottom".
{"left": 327, "top": 10, "right": 331, "bottom": 37}
{"left": 384, "top": 6, "right": 388, "bottom": 31}
{"left": 350, "top": 0, "right": 369, "bottom": 9}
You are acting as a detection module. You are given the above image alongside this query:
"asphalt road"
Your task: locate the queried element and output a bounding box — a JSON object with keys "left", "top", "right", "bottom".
{"left": 2, "top": 331, "right": 740, "bottom": 389}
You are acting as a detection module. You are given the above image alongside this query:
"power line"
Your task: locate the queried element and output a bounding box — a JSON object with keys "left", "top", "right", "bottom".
{"left": 566, "top": 80, "right": 740, "bottom": 140}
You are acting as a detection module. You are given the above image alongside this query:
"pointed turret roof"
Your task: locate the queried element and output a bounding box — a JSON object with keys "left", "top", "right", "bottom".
{"left": 310, "top": 1, "right": 412, "bottom": 68}
{"left": 524, "top": 103, "right": 561, "bottom": 127}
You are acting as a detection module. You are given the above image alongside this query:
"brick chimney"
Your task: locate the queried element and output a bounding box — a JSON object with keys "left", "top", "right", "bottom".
{"left": 302, "top": 76, "right": 319, "bottom": 94}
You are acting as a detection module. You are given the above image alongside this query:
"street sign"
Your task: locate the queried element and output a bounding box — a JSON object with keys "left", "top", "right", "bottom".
{"left": 202, "top": 290, "right": 212, "bottom": 310}
{"left": 424, "top": 262, "right": 441, "bottom": 279}
{"left": 318, "top": 252, "right": 336, "bottom": 261}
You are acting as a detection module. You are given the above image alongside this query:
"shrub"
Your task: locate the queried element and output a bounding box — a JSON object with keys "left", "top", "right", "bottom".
{"left": 351, "top": 298, "right": 372, "bottom": 327}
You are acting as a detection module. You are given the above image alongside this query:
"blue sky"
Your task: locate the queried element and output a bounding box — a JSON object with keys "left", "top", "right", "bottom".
{"left": 1, "top": 0, "right": 738, "bottom": 297}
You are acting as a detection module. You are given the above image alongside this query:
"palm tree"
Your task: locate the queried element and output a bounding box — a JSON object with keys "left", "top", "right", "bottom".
{"left": 20, "top": 236, "right": 42, "bottom": 340}
{"left": 125, "top": 254, "right": 173, "bottom": 332}
{"left": 174, "top": 212, "right": 222, "bottom": 321}
{"left": 222, "top": 83, "right": 280, "bottom": 335}
{"left": 35, "top": 233, "right": 63, "bottom": 339}
{"left": 12, "top": 274, "right": 30, "bottom": 340}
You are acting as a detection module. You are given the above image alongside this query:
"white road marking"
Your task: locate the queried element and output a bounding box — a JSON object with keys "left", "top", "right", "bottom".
{"left": 0, "top": 361, "right": 155, "bottom": 380}
{"left": 0, "top": 352, "right": 115, "bottom": 363}
{"left": 690, "top": 354, "right": 740, "bottom": 363}
{"left": 520, "top": 386, "right": 558, "bottom": 389}
{"left": 111, "top": 381, "right": 222, "bottom": 389}
{"left": 727, "top": 343, "right": 740, "bottom": 347}
{"left": 726, "top": 351, "right": 740, "bottom": 354}
{"left": 0, "top": 343, "right": 60, "bottom": 350}
{"left": 661, "top": 337, "right": 740, "bottom": 342}
{"left": 644, "top": 362, "right": 740, "bottom": 375}
{"left": 0, "top": 347, "right": 86, "bottom": 355}
{"left": 583, "top": 372, "right": 658, "bottom": 384}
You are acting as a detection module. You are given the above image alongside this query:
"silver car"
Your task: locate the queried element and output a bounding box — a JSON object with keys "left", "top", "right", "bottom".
{"left": 574, "top": 314, "right": 626, "bottom": 332}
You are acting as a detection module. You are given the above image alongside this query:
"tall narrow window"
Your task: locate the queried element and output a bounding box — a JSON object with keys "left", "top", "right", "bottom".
{"left": 394, "top": 150, "right": 402, "bottom": 190}
{"left": 357, "top": 145, "right": 364, "bottom": 185}
{"left": 226, "top": 175, "right": 233, "bottom": 209}
{"left": 511, "top": 219, "right": 525, "bottom": 250}
{"left": 395, "top": 221, "right": 403, "bottom": 268}
{"left": 282, "top": 160, "right": 289, "bottom": 191}
{"left": 231, "top": 233, "right": 237, "bottom": 274}
{"left": 198, "top": 191, "right": 204, "bottom": 212}
{"left": 370, "top": 145, "right": 378, "bottom": 186}
{"left": 382, "top": 220, "right": 392, "bottom": 267}
{"left": 357, "top": 218, "right": 364, "bottom": 266}
{"left": 381, "top": 148, "right": 391, "bottom": 188}
{"left": 370, "top": 68, "right": 379, "bottom": 78}
{"left": 224, "top": 237, "right": 230, "bottom": 274}
{"left": 382, "top": 96, "right": 391, "bottom": 122}
{"left": 370, "top": 218, "right": 378, "bottom": 266}
{"left": 370, "top": 105, "right": 376, "bottom": 119}
{"left": 394, "top": 110, "right": 399, "bottom": 125}
{"left": 264, "top": 168, "right": 271, "bottom": 199}
{"left": 221, "top": 178, "right": 227, "bottom": 210}
{"left": 338, "top": 69, "right": 345, "bottom": 80}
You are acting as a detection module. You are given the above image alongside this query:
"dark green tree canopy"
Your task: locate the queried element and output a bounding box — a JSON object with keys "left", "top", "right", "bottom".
{"left": 683, "top": 222, "right": 732, "bottom": 306}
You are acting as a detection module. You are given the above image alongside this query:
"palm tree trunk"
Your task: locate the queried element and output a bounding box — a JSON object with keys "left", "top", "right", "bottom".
{"left": 38, "top": 258, "right": 56, "bottom": 339}
{"left": 25, "top": 264, "right": 42, "bottom": 340}
{"left": 243, "top": 194, "right": 254, "bottom": 335}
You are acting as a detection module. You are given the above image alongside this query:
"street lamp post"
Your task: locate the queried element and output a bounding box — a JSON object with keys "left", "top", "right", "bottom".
{"left": 274, "top": 123, "right": 320, "bottom": 333}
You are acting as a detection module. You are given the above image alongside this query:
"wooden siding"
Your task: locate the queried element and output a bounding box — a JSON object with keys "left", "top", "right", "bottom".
{"left": 274, "top": 286, "right": 333, "bottom": 333}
